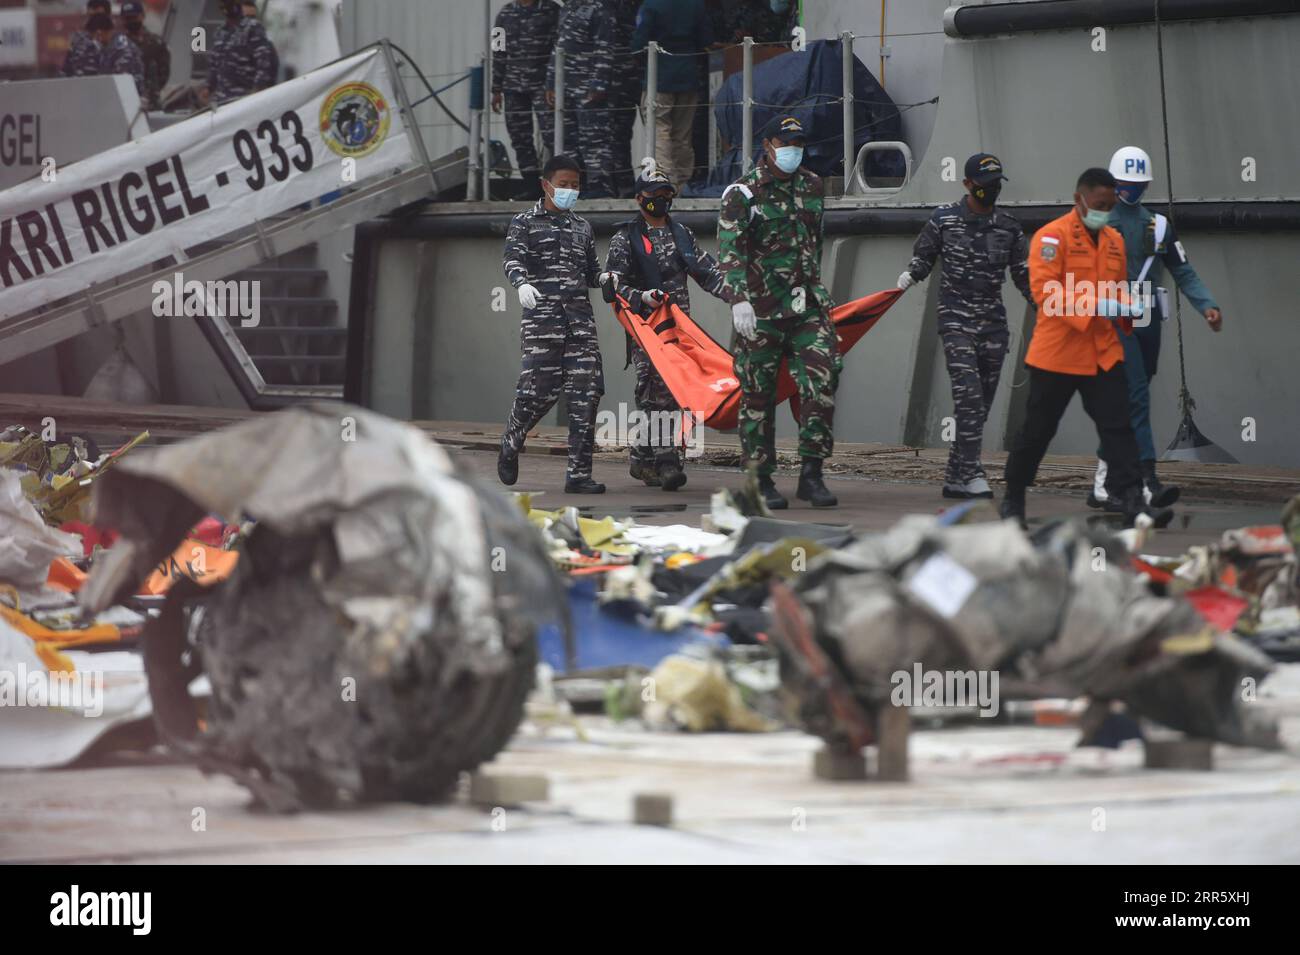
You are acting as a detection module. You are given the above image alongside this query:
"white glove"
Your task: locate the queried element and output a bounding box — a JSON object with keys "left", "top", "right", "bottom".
{"left": 598, "top": 271, "right": 617, "bottom": 286}
{"left": 517, "top": 283, "right": 540, "bottom": 309}
{"left": 641, "top": 289, "right": 666, "bottom": 308}
{"left": 732, "top": 301, "right": 757, "bottom": 340}
{"left": 897, "top": 270, "right": 916, "bottom": 290}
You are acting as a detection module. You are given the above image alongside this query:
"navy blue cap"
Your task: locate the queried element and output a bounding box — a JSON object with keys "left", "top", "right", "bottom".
{"left": 763, "top": 115, "right": 807, "bottom": 144}
{"left": 635, "top": 164, "right": 675, "bottom": 195}
{"left": 965, "top": 153, "right": 1008, "bottom": 185}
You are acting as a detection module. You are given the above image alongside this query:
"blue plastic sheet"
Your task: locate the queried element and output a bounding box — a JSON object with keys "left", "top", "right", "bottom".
{"left": 536, "top": 577, "right": 728, "bottom": 673}
{"left": 692, "top": 39, "right": 904, "bottom": 196}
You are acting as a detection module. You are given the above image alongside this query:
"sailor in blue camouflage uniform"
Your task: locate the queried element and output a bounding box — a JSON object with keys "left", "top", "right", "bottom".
{"left": 61, "top": 2, "right": 112, "bottom": 78}
{"left": 545, "top": 0, "right": 617, "bottom": 198}
{"left": 61, "top": 29, "right": 102, "bottom": 78}
{"left": 499, "top": 155, "right": 608, "bottom": 494}
{"left": 492, "top": 0, "right": 562, "bottom": 200}
{"left": 602, "top": 0, "right": 642, "bottom": 198}
{"left": 898, "top": 153, "right": 1034, "bottom": 500}
{"left": 209, "top": 0, "right": 278, "bottom": 104}
{"left": 603, "top": 166, "right": 736, "bottom": 490}
{"left": 64, "top": 11, "right": 145, "bottom": 101}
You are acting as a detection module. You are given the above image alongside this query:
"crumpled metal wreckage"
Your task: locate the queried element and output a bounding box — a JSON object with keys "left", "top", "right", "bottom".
{"left": 79, "top": 404, "right": 568, "bottom": 812}
{"left": 767, "top": 514, "right": 1280, "bottom": 754}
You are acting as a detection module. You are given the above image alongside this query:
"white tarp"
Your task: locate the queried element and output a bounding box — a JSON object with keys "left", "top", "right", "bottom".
{"left": 0, "top": 470, "right": 82, "bottom": 592}
{"left": 0, "top": 45, "right": 414, "bottom": 319}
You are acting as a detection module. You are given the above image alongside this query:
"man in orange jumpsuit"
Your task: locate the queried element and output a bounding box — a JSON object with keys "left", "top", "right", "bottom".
{"left": 1000, "top": 167, "right": 1173, "bottom": 529}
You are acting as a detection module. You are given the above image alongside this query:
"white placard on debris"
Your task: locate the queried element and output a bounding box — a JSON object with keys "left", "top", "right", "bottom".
{"left": 905, "top": 552, "right": 977, "bottom": 619}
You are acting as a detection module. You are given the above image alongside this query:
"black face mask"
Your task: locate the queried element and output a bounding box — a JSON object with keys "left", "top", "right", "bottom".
{"left": 970, "top": 181, "right": 1001, "bottom": 206}
{"left": 639, "top": 195, "right": 672, "bottom": 218}
{"left": 125, "top": 20, "right": 142, "bottom": 32}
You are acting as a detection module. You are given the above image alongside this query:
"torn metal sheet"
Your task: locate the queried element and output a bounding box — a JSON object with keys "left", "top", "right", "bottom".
{"left": 770, "top": 516, "right": 1280, "bottom": 751}
{"left": 79, "top": 403, "right": 568, "bottom": 811}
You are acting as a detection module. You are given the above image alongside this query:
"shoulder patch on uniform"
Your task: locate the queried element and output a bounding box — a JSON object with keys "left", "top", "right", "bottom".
{"left": 722, "top": 182, "right": 754, "bottom": 203}
{"left": 1040, "top": 236, "right": 1058, "bottom": 260}
{"left": 1040, "top": 235, "right": 1060, "bottom": 245}
{"left": 721, "top": 183, "right": 757, "bottom": 221}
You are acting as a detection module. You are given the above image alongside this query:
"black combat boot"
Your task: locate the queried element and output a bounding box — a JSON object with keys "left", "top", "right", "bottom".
{"left": 1141, "top": 460, "right": 1181, "bottom": 508}
{"left": 657, "top": 460, "right": 687, "bottom": 492}
{"left": 497, "top": 439, "right": 518, "bottom": 486}
{"left": 758, "top": 474, "right": 788, "bottom": 510}
{"left": 999, "top": 485, "right": 1027, "bottom": 530}
{"left": 564, "top": 476, "right": 606, "bottom": 494}
{"left": 1114, "top": 482, "right": 1174, "bottom": 529}
{"left": 796, "top": 458, "right": 838, "bottom": 508}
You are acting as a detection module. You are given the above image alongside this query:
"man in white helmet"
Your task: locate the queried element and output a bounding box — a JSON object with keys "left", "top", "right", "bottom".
{"left": 1088, "top": 146, "right": 1223, "bottom": 510}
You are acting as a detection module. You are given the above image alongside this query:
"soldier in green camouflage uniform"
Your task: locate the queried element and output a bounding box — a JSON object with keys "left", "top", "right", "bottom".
{"left": 717, "top": 116, "right": 839, "bottom": 508}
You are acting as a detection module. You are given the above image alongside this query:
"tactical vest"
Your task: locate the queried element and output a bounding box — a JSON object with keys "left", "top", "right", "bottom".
{"left": 610, "top": 216, "right": 700, "bottom": 366}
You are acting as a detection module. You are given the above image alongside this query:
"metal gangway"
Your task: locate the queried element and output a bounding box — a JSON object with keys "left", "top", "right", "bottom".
{"left": 0, "top": 41, "right": 460, "bottom": 407}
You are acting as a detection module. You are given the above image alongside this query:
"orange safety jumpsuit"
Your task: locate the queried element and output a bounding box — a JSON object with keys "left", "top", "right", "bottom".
{"left": 1004, "top": 207, "right": 1143, "bottom": 499}
{"left": 1026, "top": 209, "right": 1131, "bottom": 374}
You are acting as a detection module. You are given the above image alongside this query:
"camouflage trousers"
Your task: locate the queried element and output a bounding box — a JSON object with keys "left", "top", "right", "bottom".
{"left": 610, "top": 85, "right": 638, "bottom": 198}
{"left": 629, "top": 341, "right": 683, "bottom": 470}
{"left": 576, "top": 100, "right": 617, "bottom": 199}
{"left": 940, "top": 324, "right": 1009, "bottom": 484}
{"left": 504, "top": 330, "right": 605, "bottom": 480}
{"left": 503, "top": 88, "right": 555, "bottom": 179}
{"left": 734, "top": 310, "right": 841, "bottom": 475}
{"left": 558, "top": 90, "right": 583, "bottom": 172}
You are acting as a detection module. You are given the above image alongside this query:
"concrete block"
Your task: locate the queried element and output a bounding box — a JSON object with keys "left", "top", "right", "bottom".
{"left": 876, "top": 705, "right": 911, "bottom": 782}
{"left": 1144, "top": 738, "right": 1214, "bottom": 771}
{"left": 633, "top": 792, "right": 674, "bottom": 827}
{"left": 813, "top": 746, "right": 868, "bottom": 781}
{"left": 468, "top": 771, "right": 549, "bottom": 806}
